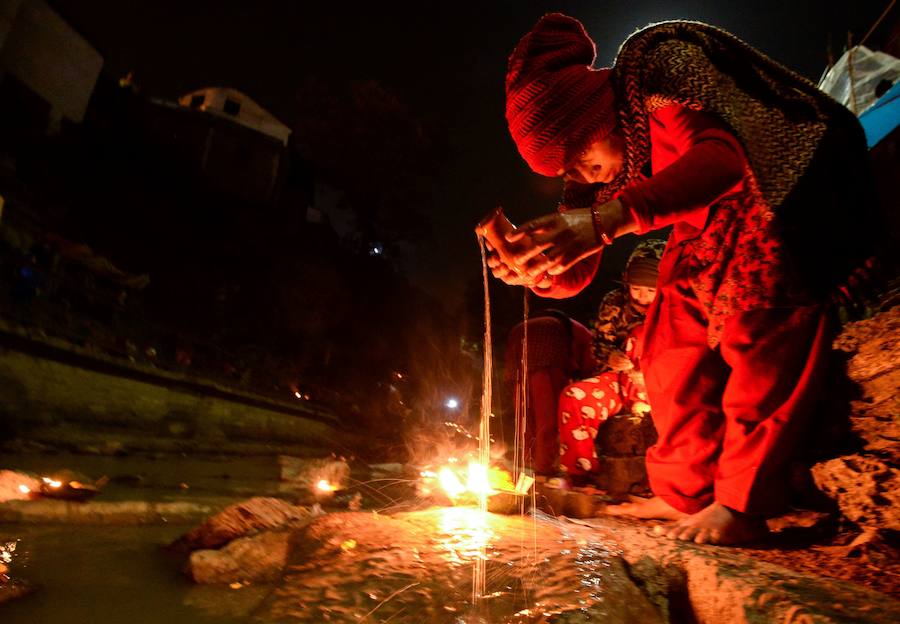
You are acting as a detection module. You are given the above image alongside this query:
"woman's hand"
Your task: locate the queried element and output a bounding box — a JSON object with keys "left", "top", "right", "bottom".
{"left": 510, "top": 208, "right": 601, "bottom": 281}
{"left": 513, "top": 199, "right": 636, "bottom": 281}
{"left": 484, "top": 238, "right": 552, "bottom": 288}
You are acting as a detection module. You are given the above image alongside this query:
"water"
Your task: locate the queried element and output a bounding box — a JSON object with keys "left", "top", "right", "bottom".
{"left": 0, "top": 524, "right": 254, "bottom": 624}
{"left": 256, "top": 507, "right": 664, "bottom": 623}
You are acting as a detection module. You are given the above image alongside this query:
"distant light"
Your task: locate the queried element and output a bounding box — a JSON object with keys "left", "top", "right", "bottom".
{"left": 369, "top": 243, "right": 383, "bottom": 256}
{"left": 294, "top": 391, "right": 302, "bottom": 399}
{"left": 445, "top": 398, "right": 459, "bottom": 409}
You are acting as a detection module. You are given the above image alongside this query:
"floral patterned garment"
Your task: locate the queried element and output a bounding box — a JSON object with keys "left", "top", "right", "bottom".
{"left": 686, "top": 186, "right": 813, "bottom": 347}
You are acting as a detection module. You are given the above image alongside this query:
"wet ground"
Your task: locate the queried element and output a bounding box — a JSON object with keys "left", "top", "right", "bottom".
{"left": 2, "top": 449, "right": 898, "bottom": 622}
{"left": 257, "top": 508, "right": 665, "bottom": 623}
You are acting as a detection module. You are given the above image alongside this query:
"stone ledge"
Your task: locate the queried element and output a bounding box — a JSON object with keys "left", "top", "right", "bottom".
{"left": 0, "top": 499, "right": 222, "bottom": 525}
{"left": 570, "top": 515, "right": 900, "bottom": 624}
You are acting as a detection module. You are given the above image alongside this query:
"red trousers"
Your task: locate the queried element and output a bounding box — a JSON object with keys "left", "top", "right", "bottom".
{"left": 642, "top": 244, "right": 834, "bottom": 516}
{"left": 558, "top": 371, "right": 648, "bottom": 476}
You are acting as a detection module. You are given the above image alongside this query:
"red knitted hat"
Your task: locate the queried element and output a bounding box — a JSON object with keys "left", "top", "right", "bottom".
{"left": 506, "top": 13, "right": 617, "bottom": 177}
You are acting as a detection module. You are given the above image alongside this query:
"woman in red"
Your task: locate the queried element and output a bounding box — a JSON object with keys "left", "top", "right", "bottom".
{"left": 489, "top": 14, "right": 878, "bottom": 544}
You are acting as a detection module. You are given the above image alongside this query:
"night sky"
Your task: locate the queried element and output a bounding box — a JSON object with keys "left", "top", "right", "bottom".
{"left": 49, "top": 0, "right": 891, "bottom": 311}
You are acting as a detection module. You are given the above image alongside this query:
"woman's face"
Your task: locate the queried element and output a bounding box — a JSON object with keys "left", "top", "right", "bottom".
{"left": 558, "top": 130, "right": 625, "bottom": 184}
{"left": 628, "top": 285, "right": 657, "bottom": 308}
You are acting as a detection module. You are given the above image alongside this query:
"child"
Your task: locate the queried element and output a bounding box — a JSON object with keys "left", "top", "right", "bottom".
{"left": 558, "top": 239, "right": 663, "bottom": 478}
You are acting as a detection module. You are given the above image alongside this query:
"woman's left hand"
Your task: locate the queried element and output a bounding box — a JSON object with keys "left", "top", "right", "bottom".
{"left": 510, "top": 207, "right": 602, "bottom": 280}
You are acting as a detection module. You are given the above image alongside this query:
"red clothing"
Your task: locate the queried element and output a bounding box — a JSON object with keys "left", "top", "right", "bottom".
{"left": 642, "top": 243, "right": 833, "bottom": 515}
{"left": 532, "top": 104, "right": 835, "bottom": 515}
{"left": 536, "top": 104, "right": 806, "bottom": 347}
{"left": 505, "top": 315, "right": 595, "bottom": 475}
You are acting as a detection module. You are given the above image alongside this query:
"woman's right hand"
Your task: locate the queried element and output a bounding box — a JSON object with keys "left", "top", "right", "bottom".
{"left": 485, "top": 238, "right": 552, "bottom": 288}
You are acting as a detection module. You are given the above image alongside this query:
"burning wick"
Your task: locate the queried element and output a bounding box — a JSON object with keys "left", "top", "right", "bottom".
{"left": 316, "top": 479, "right": 337, "bottom": 493}
{"left": 17, "top": 485, "right": 30, "bottom": 495}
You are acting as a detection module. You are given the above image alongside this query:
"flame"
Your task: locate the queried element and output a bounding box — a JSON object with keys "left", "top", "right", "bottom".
{"left": 42, "top": 477, "right": 61, "bottom": 488}
{"left": 316, "top": 479, "right": 337, "bottom": 492}
{"left": 424, "top": 458, "right": 517, "bottom": 501}
{"left": 438, "top": 467, "right": 466, "bottom": 498}
{"left": 465, "top": 461, "right": 493, "bottom": 495}
{"left": 17, "top": 485, "right": 30, "bottom": 495}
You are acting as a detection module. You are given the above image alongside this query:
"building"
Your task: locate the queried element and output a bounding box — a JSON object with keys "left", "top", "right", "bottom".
{"left": 140, "top": 87, "right": 292, "bottom": 205}
{"left": 0, "top": 0, "right": 102, "bottom": 143}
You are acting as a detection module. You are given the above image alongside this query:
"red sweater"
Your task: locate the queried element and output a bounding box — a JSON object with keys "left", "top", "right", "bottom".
{"left": 536, "top": 104, "right": 806, "bottom": 346}
{"left": 535, "top": 104, "right": 746, "bottom": 298}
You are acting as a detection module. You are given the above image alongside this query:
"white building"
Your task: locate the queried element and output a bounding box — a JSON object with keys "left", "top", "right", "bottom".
{"left": 177, "top": 87, "right": 291, "bottom": 145}
{"left": 0, "top": 0, "right": 103, "bottom": 131}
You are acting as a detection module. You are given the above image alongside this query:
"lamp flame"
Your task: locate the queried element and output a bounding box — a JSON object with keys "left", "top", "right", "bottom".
{"left": 316, "top": 479, "right": 337, "bottom": 493}
{"left": 17, "top": 485, "right": 30, "bottom": 495}
{"left": 438, "top": 467, "right": 467, "bottom": 499}
{"left": 42, "top": 477, "right": 62, "bottom": 488}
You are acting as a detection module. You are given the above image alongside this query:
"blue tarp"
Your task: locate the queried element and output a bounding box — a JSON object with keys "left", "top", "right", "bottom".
{"left": 859, "top": 80, "right": 900, "bottom": 148}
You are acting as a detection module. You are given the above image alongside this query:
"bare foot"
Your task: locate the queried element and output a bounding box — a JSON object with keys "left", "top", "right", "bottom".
{"left": 657, "top": 502, "right": 769, "bottom": 545}
{"left": 602, "top": 495, "right": 687, "bottom": 520}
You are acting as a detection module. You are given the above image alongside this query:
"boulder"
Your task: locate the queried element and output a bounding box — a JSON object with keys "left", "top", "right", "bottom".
{"left": 811, "top": 454, "right": 900, "bottom": 530}
{"left": 171, "top": 497, "right": 316, "bottom": 552}
{"left": 596, "top": 412, "right": 657, "bottom": 457}
{"left": 811, "top": 305, "right": 900, "bottom": 530}
{"left": 188, "top": 530, "right": 291, "bottom": 584}
{"left": 595, "top": 455, "right": 650, "bottom": 496}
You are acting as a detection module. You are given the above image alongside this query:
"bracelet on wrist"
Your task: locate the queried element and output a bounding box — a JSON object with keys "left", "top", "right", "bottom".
{"left": 590, "top": 204, "right": 614, "bottom": 246}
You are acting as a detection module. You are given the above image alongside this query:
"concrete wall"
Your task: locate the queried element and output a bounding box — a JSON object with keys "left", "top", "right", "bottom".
{"left": 0, "top": 0, "right": 102, "bottom": 127}
{"left": 0, "top": 333, "right": 349, "bottom": 456}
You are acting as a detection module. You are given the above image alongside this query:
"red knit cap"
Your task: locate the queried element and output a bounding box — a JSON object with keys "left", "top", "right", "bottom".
{"left": 506, "top": 13, "right": 616, "bottom": 177}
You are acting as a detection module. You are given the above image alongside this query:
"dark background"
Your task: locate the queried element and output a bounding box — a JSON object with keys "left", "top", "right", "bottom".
{"left": 47, "top": 0, "right": 894, "bottom": 310}
{"left": 2, "top": 1, "right": 894, "bottom": 436}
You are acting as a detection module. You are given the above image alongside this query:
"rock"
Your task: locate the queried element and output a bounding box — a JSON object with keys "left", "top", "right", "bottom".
{"left": 171, "top": 497, "right": 317, "bottom": 552}
{"left": 834, "top": 306, "right": 900, "bottom": 459}
{"left": 573, "top": 515, "right": 900, "bottom": 623}
{"left": 256, "top": 510, "right": 665, "bottom": 623}
{"left": 188, "top": 530, "right": 291, "bottom": 584}
{"left": 811, "top": 454, "right": 900, "bottom": 530}
{"left": 818, "top": 527, "right": 900, "bottom": 565}
{"left": 594, "top": 455, "right": 650, "bottom": 496}
{"left": 596, "top": 411, "right": 657, "bottom": 457}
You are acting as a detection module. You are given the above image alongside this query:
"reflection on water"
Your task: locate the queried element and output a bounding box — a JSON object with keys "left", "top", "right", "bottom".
{"left": 436, "top": 507, "right": 495, "bottom": 565}
{"left": 258, "top": 507, "right": 664, "bottom": 623}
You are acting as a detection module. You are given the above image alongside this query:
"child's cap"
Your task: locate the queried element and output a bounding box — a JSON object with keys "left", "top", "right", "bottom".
{"left": 623, "top": 239, "right": 666, "bottom": 287}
